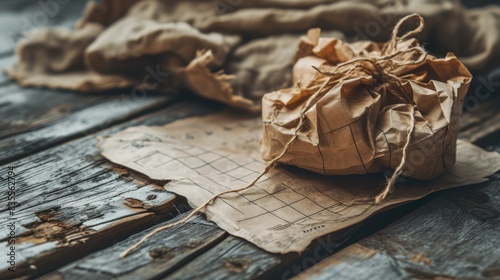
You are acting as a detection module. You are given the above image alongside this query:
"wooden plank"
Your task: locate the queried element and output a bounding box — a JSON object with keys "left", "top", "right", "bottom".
{"left": 293, "top": 166, "right": 500, "bottom": 279}
{"left": 0, "top": 0, "right": 86, "bottom": 54}
{"left": 460, "top": 112, "right": 500, "bottom": 146}
{"left": 0, "top": 84, "right": 107, "bottom": 139}
{"left": 459, "top": 96, "right": 499, "bottom": 133}
{"left": 290, "top": 114, "right": 500, "bottom": 279}
{"left": 41, "top": 193, "right": 429, "bottom": 280}
{"left": 458, "top": 97, "right": 499, "bottom": 144}
{"left": 0, "top": 100, "right": 222, "bottom": 279}
{"left": 0, "top": 84, "right": 175, "bottom": 165}
{"left": 0, "top": 54, "right": 15, "bottom": 85}
{"left": 155, "top": 199, "right": 433, "bottom": 280}
{"left": 40, "top": 214, "right": 226, "bottom": 280}
{"left": 162, "top": 226, "right": 374, "bottom": 280}
{"left": 165, "top": 235, "right": 282, "bottom": 280}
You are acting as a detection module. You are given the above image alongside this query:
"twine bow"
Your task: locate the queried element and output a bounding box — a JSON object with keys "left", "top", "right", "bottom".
{"left": 314, "top": 14, "right": 427, "bottom": 85}
{"left": 120, "top": 13, "right": 427, "bottom": 258}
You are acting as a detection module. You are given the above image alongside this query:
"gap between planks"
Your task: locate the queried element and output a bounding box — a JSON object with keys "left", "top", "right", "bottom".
{"left": 293, "top": 150, "right": 500, "bottom": 280}
{"left": 0, "top": 101, "right": 223, "bottom": 279}
{"left": 0, "top": 84, "right": 179, "bottom": 165}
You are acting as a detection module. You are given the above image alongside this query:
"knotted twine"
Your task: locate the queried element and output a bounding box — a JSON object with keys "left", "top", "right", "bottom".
{"left": 120, "top": 13, "right": 427, "bottom": 258}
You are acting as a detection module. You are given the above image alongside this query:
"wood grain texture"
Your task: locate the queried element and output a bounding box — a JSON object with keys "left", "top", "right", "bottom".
{"left": 0, "top": 84, "right": 175, "bottom": 165}
{"left": 0, "top": 84, "right": 106, "bottom": 139}
{"left": 135, "top": 197, "right": 432, "bottom": 280}
{"left": 460, "top": 113, "right": 500, "bottom": 146}
{"left": 294, "top": 146, "right": 500, "bottom": 280}
{"left": 0, "top": 100, "right": 222, "bottom": 279}
{"left": 0, "top": 3, "right": 177, "bottom": 166}
{"left": 0, "top": 0, "right": 87, "bottom": 54}
{"left": 460, "top": 95, "right": 500, "bottom": 146}
{"left": 41, "top": 214, "right": 226, "bottom": 280}
{"left": 165, "top": 235, "right": 281, "bottom": 280}
{"left": 162, "top": 225, "right": 373, "bottom": 280}
{"left": 0, "top": 55, "right": 15, "bottom": 85}
{"left": 43, "top": 190, "right": 434, "bottom": 280}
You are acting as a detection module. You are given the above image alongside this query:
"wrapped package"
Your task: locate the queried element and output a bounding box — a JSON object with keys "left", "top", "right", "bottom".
{"left": 261, "top": 14, "right": 472, "bottom": 201}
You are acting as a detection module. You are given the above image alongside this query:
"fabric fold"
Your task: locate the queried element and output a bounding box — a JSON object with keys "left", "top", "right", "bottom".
{"left": 5, "top": 0, "right": 499, "bottom": 108}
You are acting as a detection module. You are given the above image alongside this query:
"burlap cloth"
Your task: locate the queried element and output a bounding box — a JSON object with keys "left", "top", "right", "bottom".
{"left": 5, "top": 0, "right": 499, "bottom": 108}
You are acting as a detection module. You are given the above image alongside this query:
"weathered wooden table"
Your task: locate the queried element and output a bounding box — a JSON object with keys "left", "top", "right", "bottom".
{"left": 1, "top": 2, "right": 499, "bottom": 279}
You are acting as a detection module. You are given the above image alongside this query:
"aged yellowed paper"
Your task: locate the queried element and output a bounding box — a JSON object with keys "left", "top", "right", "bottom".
{"left": 99, "top": 110, "right": 500, "bottom": 253}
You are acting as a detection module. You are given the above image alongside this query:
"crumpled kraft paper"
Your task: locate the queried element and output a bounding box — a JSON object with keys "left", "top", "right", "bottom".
{"left": 261, "top": 18, "right": 472, "bottom": 181}
{"left": 5, "top": 0, "right": 500, "bottom": 108}
{"left": 98, "top": 110, "right": 500, "bottom": 253}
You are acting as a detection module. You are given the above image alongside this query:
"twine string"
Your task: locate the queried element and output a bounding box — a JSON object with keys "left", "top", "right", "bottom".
{"left": 383, "top": 13, "right": 425, "bottom": 54}
{"left": 120, "top": 13, "right": 426, "bottom": 258}
{"left": 375, "top": 105, "right": 416, "bottom": 204}
{"left": 120, "top": 76, "right": 333, "bottom": 258}
{"left": 313, "top": 14, "right": 425, "bottom": 203}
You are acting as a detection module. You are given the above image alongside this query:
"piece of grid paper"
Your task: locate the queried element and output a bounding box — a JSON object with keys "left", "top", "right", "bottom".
{"left": 99, "top": 110, "right": 500, "bottom": 253}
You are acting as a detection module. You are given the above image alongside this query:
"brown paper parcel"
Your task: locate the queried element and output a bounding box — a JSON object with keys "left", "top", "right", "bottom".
{"left": 261, "top": 21, "right": 472, "bottom": 183}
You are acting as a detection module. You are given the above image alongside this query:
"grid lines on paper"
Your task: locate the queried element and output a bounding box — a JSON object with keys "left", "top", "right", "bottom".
{"left": 131, "top": 142, "right": 372, "bottom": 230}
